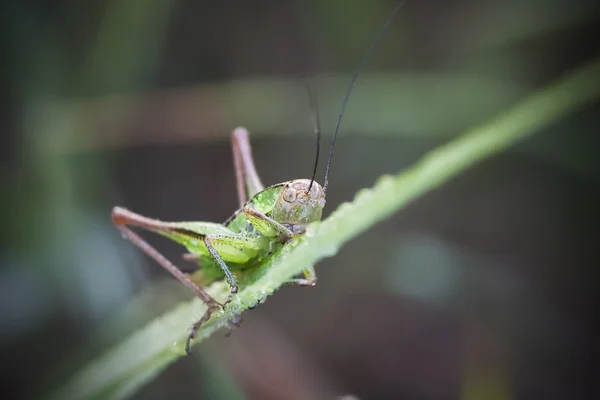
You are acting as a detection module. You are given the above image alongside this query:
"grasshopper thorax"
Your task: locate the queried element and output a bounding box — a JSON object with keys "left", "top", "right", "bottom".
{"left": 270, "top": 179, "right": 326, "bottom": 233}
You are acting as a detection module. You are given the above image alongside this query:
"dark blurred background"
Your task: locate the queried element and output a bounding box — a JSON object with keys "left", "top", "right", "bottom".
{"left": 1, "top": 0, "right": 600, "bottom": 399}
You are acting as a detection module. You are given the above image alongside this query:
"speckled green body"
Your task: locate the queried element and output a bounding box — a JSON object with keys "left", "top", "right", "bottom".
{"left": 153, "top": 179, "right": 326, "bottom": 284}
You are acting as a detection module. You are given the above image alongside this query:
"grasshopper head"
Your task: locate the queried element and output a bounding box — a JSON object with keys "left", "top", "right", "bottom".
{"left": 270, "top": 179, "right": 326, "bottom": 234}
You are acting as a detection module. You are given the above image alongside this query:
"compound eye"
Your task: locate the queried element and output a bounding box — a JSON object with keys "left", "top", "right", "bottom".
{"left": 283, "top": 187, "right": 297, "bottom": 203}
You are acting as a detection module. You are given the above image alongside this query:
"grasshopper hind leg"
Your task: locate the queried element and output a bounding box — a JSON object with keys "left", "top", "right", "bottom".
{"left": 232, "top": 127, "right": 264, "bottom": 207}
{"left": 186, "top": 302, "right": 224, "bottom": 355}
{"left": 186, "top": 310, "right": 244, "bottom": 355}
{"left": 110, "top": 208, "right": 225, "bottom": 355}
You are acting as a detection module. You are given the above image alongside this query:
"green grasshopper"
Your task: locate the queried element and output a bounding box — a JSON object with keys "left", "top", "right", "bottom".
{"left": 112, "top": 0, "right": 405, "bottom": 354}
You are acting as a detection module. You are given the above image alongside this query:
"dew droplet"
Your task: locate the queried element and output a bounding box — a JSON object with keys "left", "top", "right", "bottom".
{"left": 375, "top": 174, "right": 395, "bottom": 186}
{"left": 354, "top": 188, "right": 371, "bottom": 202}
{"left": 335, "top": 202, "right": 353, "bottom": 215}
{"left": 305, "top": 223, "right": 319, "bottom": 237}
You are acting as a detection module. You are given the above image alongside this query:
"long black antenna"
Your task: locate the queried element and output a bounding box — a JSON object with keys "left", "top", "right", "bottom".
{"left": 323, "top": 0, "right": 406, "bottom": 192}
{"left": 305, "top": 79, "right": 321, "bottom": 192}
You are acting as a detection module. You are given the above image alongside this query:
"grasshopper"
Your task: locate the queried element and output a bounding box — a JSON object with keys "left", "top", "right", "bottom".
{"left": 112, "top": 0, "right": 405, "bottom": 354}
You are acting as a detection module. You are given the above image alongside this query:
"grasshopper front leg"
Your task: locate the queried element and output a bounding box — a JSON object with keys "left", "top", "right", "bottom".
{"left": 232, "top": 129, "right": 318, "bottom": 287}
{"left": 243, "top": 205, "right": 318, "bottom": 287}
{"left": 243, "top": 205, "right": 295, "bottom": 241}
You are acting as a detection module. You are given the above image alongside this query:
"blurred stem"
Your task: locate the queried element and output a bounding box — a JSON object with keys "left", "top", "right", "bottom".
{"left": 40, "top": 72, "right": 526, "bottom": 155}
{"left": 49, "top": 56, "right": 600, "bottom": 400}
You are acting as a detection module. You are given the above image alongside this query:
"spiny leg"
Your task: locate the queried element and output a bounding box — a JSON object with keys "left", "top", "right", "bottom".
{"left": 202, "top": 231, "right": 267, "bottom": 305}
{"left": 285, "top": 265, "right": 318, "bottom": 287}
{"left": 243, "top": 205, "right": 295, "bottom": 242}
{"left": 185, "top": 306, "right": 242, "bottom": 355}
{"left": 240, "top": 206, "right": 316, "bottom": 286}
{"left": 186, "top": 306, "right": 219, "bottom": 355}
{"left": 242, "top": 206, "right": 316, "bottom": 287}
{"left": 112, "top": 208, "right": 219, "bottom": 307}
{"left": 203, "top": 236, "right": 239, "bottom": 306}
{"left": 112, "top": 208, "right": 223, "bottom": 355}
{"left": 232, "top": 127, "right": 264, "bottom": 207}
{"left": 183, "top": 251, "right": 245, "bottom": 349}
{"left": 184, "top": 231, "right": 267, "bottom": 348}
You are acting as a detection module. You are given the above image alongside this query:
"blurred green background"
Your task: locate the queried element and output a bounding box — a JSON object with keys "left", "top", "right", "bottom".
{"left": 1, "top": 0, "right": 599, "bottom": 399}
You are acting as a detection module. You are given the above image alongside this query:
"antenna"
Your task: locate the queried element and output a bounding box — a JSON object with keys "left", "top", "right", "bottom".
{"left": 323, "top": 0, "right": 406, "bottom": 192}
{"left": 305, "top": 79, "right": 321, "bottom": 192}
